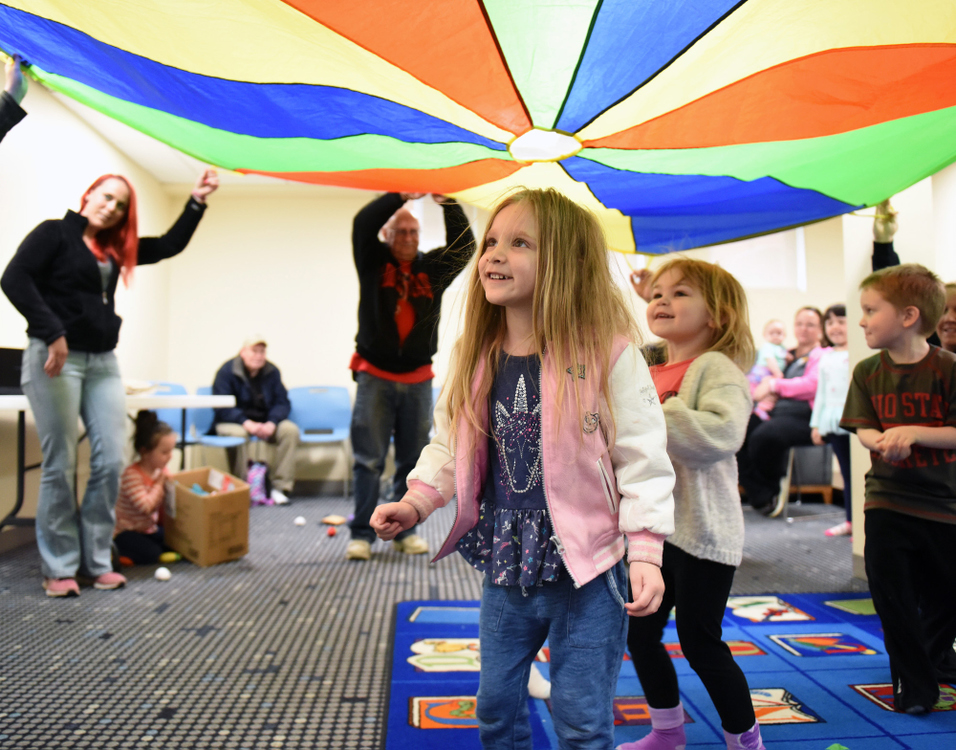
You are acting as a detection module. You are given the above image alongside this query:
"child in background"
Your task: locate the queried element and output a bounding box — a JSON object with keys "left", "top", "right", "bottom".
{"left": 937, "top": 282, "right": 956, "bottom": 354}
{"left": 624, "top": 258, "right": 766, "bottom": 750}
{"left": 810, "top": 304, "right": 852, "bottom": 537}
{"left": 841, "top": 264, "right": 956, "bottom": 714}
{"left": 371, "top": 188, "right": 676, "bottom": 749}
{"left": 113, "top": 411, "right": 181, "bottom": 566}
{"left": 748, "top": 320, "right": 791, "bottom": 419}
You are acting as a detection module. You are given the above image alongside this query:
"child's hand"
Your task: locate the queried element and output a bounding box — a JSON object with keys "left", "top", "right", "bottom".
{"left": 875, "top": 426, "right": 916, "bottom": 462}
{"left": 629, "top": 269, "right": 652, "bottom": 302}
{"left": 752, "top": 376, "right": 775, "bottom": 402}
{"left": 370, "top": 501, "right": 419, "bottom": 541}
{"left": 810, "top": 428, "right": 824, "bottom": 446}
{"left": 625, "top": 561, "right": 664, "bottom": 617}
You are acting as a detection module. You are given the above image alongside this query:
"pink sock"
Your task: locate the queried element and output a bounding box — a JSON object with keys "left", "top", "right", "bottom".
{"left": 616, "top": 705, "right": 686, "bottom": 750}
{"left": 723, "top": 722, "right": 765, "bottom": 750}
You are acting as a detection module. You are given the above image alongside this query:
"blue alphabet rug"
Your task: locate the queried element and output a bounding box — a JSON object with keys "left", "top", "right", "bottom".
{"left": 387, "top": 593, "right": 956, "bottom": 749}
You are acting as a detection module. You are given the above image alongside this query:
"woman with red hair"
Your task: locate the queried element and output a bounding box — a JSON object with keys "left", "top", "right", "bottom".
{"left": 1, "top": 169, "right": 218, "bottom": 597}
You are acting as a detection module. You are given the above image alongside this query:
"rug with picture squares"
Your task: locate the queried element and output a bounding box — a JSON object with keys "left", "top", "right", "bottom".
{"left": 387, "top": 594, "right": 956, "bottom": 750}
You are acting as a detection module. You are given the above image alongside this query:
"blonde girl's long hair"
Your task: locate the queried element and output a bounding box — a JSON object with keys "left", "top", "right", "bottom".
{"left": 650, "top": 257, "right": 755, "bottom": 371}
{"left": 445, "top": 188, "right": 640, "bottom": 443}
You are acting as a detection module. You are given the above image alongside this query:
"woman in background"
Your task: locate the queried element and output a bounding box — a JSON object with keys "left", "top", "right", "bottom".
{"left": 1, "top": 169, "right": 218, "bottom": 596}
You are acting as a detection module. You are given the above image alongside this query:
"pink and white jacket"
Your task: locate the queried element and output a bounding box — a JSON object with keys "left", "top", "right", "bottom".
{"left": 403, "top": 337, "right": 676, "bottom": 588}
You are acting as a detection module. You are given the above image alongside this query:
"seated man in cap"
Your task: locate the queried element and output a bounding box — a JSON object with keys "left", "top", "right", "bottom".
{"left": 212, "top": 336, "right": 299, "bottom": 504}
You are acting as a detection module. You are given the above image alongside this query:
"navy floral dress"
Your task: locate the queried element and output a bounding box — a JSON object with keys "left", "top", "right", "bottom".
{"left": 456, "top": 354, "right": 564, "bottom": 586}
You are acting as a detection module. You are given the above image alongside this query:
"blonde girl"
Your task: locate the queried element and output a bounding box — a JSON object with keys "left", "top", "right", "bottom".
{"left": 623, "top": 258, "right": 766, "bottom": 750}
{"left": 372, "top": 188, "right": 675, "bottom": 749}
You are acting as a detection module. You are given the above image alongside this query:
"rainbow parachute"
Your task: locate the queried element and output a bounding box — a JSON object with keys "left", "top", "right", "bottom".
{"left": 2, "top": 1, "right": 956, "bottom": 253}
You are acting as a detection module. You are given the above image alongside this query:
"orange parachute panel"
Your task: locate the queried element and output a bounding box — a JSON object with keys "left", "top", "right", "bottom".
{"left": 284, "top": 0, "right": 532, "bottom": 136}
{"left": 588, "top": 45, "right": 956, "bottom": 150}
{"left": 239, "top": 158, "right": 525, "bottom": 194}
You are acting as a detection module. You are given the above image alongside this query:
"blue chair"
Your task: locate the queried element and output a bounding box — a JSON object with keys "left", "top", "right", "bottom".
{"left": 148, "top": 381, "right": 200, "bottom": 469}
{"left": 287, "top": 386, "right": 351, "bottom": 499}
{"left": 187, "top": 386, "right": 248, "bottom": 465}
{"left": 148, "top": 382, "right": 189, "bottom": 441}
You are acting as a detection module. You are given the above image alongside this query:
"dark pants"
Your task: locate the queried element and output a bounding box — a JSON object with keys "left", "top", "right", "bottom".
{"left": 349, "top": 371, "right": 433, "bottom": 543}
{"left": 864, "top": 509, "right": 956, "bottom": 710}
{"left": 737, "top": 413, "right": 812, "bottom": 509}
{"left": 626, "top": 543, "right": 756, "bottom": 733}
{"left": 114, "top": 529, "right": 166, "bottom": 565}
{"left": 825, "top": 433, "right": 852, "bottom": 522}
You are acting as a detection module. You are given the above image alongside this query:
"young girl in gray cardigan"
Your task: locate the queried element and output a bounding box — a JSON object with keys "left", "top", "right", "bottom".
{"left": 623, "top": 258, "right": 765, "bottom": 750}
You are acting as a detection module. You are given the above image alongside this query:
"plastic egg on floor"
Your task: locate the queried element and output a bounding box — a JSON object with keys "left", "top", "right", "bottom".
{"left": 155, "top": 566, "right": 171, "bottom": 581}
{"left": 294, "top": 516, "right": 307, "bottom": 526}
{"left": 326, "top": 527, "right": 337, "bottom": 537}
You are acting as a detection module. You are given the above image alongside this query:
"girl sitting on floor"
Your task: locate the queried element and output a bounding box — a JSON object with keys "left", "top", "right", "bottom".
{"left": 113, "top": 410, "right": 181, "bottom": 566}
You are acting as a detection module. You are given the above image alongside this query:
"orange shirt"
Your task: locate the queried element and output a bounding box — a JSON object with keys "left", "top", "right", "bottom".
{"left": 649, "top": 357, "right": 695, "bottom": 403}
{"left": 114, "top": 463, "right": 166, "bottom": 535}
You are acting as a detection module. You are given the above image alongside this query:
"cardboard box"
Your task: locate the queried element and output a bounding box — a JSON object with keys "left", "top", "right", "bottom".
{"left": 164, "top": 468, "right": 249, "bottom": 567}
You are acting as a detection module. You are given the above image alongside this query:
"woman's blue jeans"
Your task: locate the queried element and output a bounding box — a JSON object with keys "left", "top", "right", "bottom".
{"left": 21, "top": 338, "right": 126, "bottom": 579}
{"left": 477, "top": 561, "right": 629, "bottom": 749}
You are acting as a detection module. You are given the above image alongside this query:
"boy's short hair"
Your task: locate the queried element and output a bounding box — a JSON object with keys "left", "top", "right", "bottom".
{"left": 859, "top": 263, "right": 945, "bottom": 336}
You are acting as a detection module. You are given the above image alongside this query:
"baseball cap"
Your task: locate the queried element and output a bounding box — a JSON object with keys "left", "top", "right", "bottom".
{"left": 242, "top": 334, "right": 267, "bottom": 349}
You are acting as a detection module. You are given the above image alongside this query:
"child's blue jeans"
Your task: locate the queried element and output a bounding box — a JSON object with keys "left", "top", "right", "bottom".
{"left": 477, "top": 560, "right": 628, "bottom": 749}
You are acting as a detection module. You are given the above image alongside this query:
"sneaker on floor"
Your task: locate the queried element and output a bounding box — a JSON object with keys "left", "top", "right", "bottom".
{"left": 269, "top": 488, "right": 290, "bottom": 505}
{"left": 345, "top": 539, "right": 372, "bottom": 561}
{"left": 824, "top": 520, "right": 852, "bottom": 537}
{"left": 765, "top": 491, "right": 788, "bottom": 518}
{"left": 93, "top": 572, "right": 127, "bottom": 590}
{"left": 42, "top": 578, "right": 80, "bottom": 598}
{"left": 393, "top": 534, "right": 429, "bottom": 555}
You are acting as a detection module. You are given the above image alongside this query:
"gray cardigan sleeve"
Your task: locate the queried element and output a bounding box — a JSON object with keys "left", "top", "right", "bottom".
{"left": 661, "top": 353, "right": 752, "bottom": 470}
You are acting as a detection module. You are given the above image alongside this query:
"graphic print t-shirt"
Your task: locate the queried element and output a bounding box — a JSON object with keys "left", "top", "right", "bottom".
{"left": 455, "top": 353, "right": 563, "bottom": 585}
{"left": 840, "top": 346, "right": 956, "bottom": 522}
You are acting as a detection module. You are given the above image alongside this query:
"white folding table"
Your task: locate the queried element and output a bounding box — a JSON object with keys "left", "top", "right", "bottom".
{"left": 0, "top": 393, "right": 235, "bottom": 530}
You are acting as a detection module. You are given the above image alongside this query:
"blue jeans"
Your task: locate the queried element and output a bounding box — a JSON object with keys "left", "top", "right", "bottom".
{"left": 21, "top": 338, "right": 127, "bottom": 579}
{"left": 349, "top": 371, "right": 432, "bottom": 543}
{"left": 477, "top": 562, "right": 629, "bottom": 749}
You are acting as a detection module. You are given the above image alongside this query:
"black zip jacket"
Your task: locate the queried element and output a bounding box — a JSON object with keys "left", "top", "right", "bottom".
{"left": 211, "top": 357, "right": 291, "bottom": 428}
{"left": 0, "top": 91, "right": 26, "bottom": 145}
{"left": 352, "top": 193, "right": 475, "bottom": 373}
{"left": 1, "top": 198, "right": 206, "bottom": 353}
